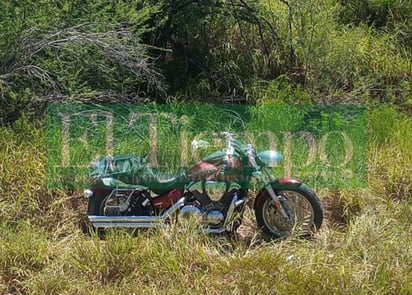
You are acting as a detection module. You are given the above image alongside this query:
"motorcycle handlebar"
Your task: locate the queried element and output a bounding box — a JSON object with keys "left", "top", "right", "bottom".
{"left": 220, "top": 132, "right": 262, "bottom": 169}
{"left": 195, "top": 132, "right": 258, "bottom": 163}
{"left": 221, "top": 133, "right": 248, "bottom": 154}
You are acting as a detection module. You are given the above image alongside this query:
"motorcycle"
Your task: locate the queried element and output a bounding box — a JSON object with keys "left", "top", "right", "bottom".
{"left": 84, "top": 132, "right": 323, "bottom": 238}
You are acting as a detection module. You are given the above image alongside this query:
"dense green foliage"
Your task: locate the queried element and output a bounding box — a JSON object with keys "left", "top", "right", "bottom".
{"left": 0, "top": 0, "right": 411, "bottom": 293}
{"left": 1, "top": 0, "right": 411, "bottom": 124}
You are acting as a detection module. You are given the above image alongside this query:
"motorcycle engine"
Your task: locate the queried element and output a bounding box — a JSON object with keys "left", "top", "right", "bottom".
{"left": 180, "top": 181, "right": 239, "bottom": 227}
{"left": 103, "top": 189, "right": 153, "bottom": 216}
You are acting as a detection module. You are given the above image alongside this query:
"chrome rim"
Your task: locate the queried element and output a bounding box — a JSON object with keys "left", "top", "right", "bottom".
{"left": 262, "top": 190, "right": 315, "bottom": 237}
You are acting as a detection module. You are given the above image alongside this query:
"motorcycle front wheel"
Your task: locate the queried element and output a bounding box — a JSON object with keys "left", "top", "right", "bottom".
{"left": 255, "top": 185, "right": 323, "bottom": 239}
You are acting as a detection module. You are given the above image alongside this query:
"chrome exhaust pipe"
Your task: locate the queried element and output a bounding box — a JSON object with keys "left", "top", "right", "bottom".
{"left": 89, "top": 222, "right": 164, "bottom": 228}
{"left": 89, "top": 197, "right": 185, "bottom": 228}
{"left": 89, "top": 215, "right": 164, "bottom": 224}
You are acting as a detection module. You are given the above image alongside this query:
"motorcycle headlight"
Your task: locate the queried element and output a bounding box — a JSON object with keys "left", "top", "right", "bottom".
{"left": 257, "top": 150, "right": 283, "bottom": 168}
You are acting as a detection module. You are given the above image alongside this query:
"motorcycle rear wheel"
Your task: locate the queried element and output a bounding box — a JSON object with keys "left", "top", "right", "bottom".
{"left": 85, "top": 192, "right": 111, "bottom": 237}
{"left": 255, "top": 186, "right": 323, "bottom": 239}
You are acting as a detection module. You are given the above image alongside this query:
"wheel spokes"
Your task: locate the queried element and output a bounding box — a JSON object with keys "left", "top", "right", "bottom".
{"left": 263, "top": 191, "right": 315, "bottom": 237}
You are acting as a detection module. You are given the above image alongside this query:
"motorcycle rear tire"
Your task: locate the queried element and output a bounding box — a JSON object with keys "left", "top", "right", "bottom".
{"left": 85, "top": 192, "right": 110, "bottom": 237}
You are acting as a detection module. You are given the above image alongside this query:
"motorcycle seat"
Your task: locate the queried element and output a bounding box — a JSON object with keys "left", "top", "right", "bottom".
{"left": 139, "top": 168, "right": 188, "bottom": 191}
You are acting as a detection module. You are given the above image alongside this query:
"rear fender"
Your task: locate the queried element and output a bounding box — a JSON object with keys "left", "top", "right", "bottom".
{"left": 253, "top": 177, "right": 302, "bottom": 210}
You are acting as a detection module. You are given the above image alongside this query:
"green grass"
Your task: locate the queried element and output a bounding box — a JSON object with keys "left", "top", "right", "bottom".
{"left": 1, "top": 106, "right": 411, "bottom": 294}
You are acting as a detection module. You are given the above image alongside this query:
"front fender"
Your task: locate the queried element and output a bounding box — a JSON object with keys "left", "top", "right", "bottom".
{"left": 253, "top": 177, "right": 303, "bottom": 210}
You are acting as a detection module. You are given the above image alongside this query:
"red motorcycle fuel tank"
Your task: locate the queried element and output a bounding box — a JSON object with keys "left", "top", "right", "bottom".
{"left": 187, "top": 156, "right": 243, "bottom": 182}
{"left": 187, "top": 160, "right": 220, "bottom": 181}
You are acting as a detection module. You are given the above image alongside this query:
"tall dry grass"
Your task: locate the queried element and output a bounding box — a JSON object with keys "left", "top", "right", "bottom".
{"left": 0, "top": 106, "right": 411, "bottom": 294}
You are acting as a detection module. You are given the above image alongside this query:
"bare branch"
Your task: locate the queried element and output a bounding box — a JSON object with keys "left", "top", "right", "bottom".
{"left": 0, "top": 22, "right": 166, "bottom": 101}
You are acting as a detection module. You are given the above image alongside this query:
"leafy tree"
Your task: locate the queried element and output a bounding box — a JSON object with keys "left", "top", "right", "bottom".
{"left": 139, "top": 0, "right": 283, "bottom": 99}
{"left": 0, "top": 1, "right": 164, "bottom": 124}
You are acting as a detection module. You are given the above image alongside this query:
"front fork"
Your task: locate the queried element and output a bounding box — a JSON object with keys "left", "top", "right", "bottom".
{"left": 264, "top": 184, "right": 290, "bottom": 219}
{"left": 254, "top": 169, "right": 290, "bottom": 220}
